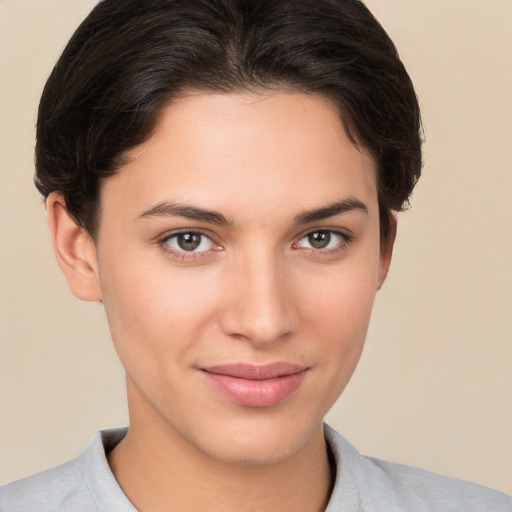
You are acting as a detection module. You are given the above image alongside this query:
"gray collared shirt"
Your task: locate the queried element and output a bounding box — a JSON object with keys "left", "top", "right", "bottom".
{"left": 1, "top": 424, "right": 511, "bottom": 511}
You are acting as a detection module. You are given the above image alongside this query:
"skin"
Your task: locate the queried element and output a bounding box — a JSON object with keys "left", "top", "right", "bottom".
{"left": 47, "top": 92, "right": 395, "bottom": 512}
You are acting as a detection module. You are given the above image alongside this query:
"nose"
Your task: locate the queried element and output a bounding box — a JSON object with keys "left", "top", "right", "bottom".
{"left": 219, "top": 251, "right": 297, "bottom": 347}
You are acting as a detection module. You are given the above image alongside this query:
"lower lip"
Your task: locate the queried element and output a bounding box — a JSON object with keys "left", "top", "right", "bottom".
{"left": 202, "top": 369, "right": 308, "bottom": 408}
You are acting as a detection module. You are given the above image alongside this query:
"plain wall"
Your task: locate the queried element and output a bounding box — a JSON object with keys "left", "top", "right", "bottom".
{"left": 0, "top": 0, "right": 511, "bottom": 493}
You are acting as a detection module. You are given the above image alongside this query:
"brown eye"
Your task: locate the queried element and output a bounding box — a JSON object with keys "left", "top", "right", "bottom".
{"left": 295, "top": 230, "right": 348, "bottom": 253}
{"left": 165, "top": 231, "right": 215, "bottom": 254}
{"left": 177, "top": 232, "right": 202, "bottom": 251}
{"left": 307, "top": 231, "right": 331, "bottom": 249}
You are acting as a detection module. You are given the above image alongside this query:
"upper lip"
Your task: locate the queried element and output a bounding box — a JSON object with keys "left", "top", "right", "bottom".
{"left": 202, "top": 363, "right": 309, "bottom": 380}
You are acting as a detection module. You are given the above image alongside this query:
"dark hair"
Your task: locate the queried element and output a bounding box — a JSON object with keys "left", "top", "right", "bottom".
{"left": 35, "top": 0, "right": 422, "bottom": 241}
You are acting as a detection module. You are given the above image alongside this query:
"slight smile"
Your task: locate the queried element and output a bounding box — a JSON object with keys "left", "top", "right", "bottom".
{"left": 201, "top": 363, "right": 310, "bottom": 408}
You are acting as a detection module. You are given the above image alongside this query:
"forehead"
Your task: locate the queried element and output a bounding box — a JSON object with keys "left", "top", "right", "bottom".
{"left": 100, "top": 92, "right": 378, "bottom": 221}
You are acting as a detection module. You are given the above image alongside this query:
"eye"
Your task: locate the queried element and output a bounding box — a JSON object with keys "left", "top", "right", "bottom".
{"left": 163, "top": 231, "right": 216, "bottom": 253}
{"left": 295, "top": 230, "right": 348, "bottom": 251}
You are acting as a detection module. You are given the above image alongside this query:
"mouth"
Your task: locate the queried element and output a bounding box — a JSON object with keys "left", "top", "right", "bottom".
{"left": 200, "top": 363, "right": 309, "bottom": 408}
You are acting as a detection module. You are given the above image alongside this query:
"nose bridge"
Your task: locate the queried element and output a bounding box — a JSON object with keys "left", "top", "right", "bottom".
{"left": 221, "top": 246, "right": 295, "bottom": 346}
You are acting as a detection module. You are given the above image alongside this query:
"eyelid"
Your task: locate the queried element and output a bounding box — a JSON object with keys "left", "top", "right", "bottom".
{"left": 161, "top": 228, "right": 214, "bottom": 241}
{"left": 292, "top": 227, "right": 354, "bottom": 252}
{"left": 156, "top": 226, "right": 353, "bottom": 261}
{"left": 295, "top": 226, "right": 354, "bottom": 242}
{"left": 159, "top": 229, "right": 221, "bottom": 259}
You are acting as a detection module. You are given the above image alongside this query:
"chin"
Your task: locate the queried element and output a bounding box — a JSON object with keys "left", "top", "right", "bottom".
{"left": 188, "top": 412, "right": 325, "bottom": 467}
{"left": 206, "top": 438, "right": 303, "bottom": 467}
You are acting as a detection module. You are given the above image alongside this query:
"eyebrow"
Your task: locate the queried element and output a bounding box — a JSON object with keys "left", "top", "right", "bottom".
{"left": 294, "top": 198, "right": 368, "bottom": 225}
{"left": 137, "top": 202, "right": 232, "bottom": 226}
{"left": 137, "top": 197, "right": 367, "bottom": 226}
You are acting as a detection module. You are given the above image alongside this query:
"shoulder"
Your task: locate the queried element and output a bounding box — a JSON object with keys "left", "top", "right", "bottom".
{"left": 0, "top": 457, "right": 92, "bottom": 512}
{"left": 360, "top": 456, "right": 512, "bottom": 511}
{"left": 324, "top": 424, "right": 512, "bottom": 512}
{"left": 0, "top": 428, "right": 130, "bottom": 512}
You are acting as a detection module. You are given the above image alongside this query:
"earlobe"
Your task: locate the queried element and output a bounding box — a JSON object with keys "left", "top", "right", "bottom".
{"left": 46, "top": 192, "right": 102, "bottom": 302}
{"left": 377, "top": 211, "right": 397, "bottom": 290}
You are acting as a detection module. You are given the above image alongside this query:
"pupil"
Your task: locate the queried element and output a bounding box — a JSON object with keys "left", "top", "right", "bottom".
{"left": 308, "top": 231, "right": 330, "bottom": 249}
{"left": 177, "top": 233, "right": 201, "bottom": 251}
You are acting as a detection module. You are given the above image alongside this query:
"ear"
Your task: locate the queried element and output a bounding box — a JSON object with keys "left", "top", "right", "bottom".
{"left": 46, "top": 192, "right": 102, "bottom": 302}
{"left": 377, "top": 211, "right": 397, "bottom": 290}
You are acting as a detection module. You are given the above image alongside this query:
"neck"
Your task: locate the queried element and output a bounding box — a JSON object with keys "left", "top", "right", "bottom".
{"left": 108, "top": 385, "right": 333, "bottom": 512}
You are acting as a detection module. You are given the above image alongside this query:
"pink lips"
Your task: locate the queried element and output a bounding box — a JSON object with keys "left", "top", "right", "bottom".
{"left": 201, "top": 363, "right": 308, "bottom": 408}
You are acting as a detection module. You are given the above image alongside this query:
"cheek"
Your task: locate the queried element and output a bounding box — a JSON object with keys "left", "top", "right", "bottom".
{"left": 311, "top": 284, "right": 374, "bottom": 371}
{"left": 287, "top": 263, "right": 377, "bottom": 423}
{"left": 99, "top": 257, "right": 220, "bottom": 366}
{"left": 296, "top": 255, "right": 379, "bottom": 379}
{"left": 299, "top": 256, "right": 378, "bottom": 332}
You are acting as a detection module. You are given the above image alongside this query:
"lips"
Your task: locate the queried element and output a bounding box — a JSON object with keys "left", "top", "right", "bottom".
{"left": 201, "top": 363, "right": 309, "bottom": 408}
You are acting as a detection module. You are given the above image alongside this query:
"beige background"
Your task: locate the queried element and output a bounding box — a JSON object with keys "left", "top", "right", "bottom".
{"left": 1, "top": 0, "right": 511, "bottom": 494}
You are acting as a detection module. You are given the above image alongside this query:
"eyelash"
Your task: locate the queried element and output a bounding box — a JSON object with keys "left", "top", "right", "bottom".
{"left": 293, "top": 229, "right": 353, "bottom": 255}
{"left": 160, "top": 230, "right": 220, "bottom": 261}
{"left": 159, "top": 228, "right": 353, "bottom": 261}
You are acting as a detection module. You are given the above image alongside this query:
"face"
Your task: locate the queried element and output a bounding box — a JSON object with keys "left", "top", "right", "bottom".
{"left": 92, "top": 92, "right": 391, "bottom": 465}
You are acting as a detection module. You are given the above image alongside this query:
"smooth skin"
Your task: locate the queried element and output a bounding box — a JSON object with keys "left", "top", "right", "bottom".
{"left": 47, "top": 92, "right": 396, "bottom": 512}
